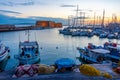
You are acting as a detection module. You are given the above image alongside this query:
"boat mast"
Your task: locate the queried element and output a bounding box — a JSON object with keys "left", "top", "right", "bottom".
{"left": 68, "top": 16, "right": 71, "bottom": 27}
{"left": 93, "top": 12, "right": 96, "bottom": 28}
{"left": 35, "top": 31, "right": 37, "bottom": 41}
{"left": 28, "top": 29, "right": 30, "bottom": 42}
{"left": 75, "top": 5, "right": 79, "bottom": 27}
{"left": 73, "top": 5, "right": 79, "bottom": 27}
{"left": 101, "top": 9, "right": 105, "bottom": 28}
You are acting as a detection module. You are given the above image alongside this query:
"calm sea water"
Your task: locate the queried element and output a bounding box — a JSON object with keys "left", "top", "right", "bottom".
{"left": 0, "top": 27, "right": 119, "bottom": 70}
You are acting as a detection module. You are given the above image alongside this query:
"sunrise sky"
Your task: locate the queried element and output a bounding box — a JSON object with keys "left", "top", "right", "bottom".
{"left": 0, "top": 0, "right": 120, "bottom": 24}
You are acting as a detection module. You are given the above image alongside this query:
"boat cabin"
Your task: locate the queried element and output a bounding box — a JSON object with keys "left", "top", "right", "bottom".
{"left": 19, "top": 41, "right": 39, "bottom": 58}
{"left": 89, "top": 49, "right": 110, "bottom": 62}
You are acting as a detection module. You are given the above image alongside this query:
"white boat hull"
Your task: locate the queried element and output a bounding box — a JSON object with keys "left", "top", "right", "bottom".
{"left": 0, "top": 50, "right": 9, "bottom": 62}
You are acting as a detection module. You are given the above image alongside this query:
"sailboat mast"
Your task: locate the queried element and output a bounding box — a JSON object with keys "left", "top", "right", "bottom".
{"left": 75, "top": 5, "right": 79, "bottom": 27}
{"left": 93, "top": 12, "right": 96, "bottom": 28}
{"left": 68, "top": 16, "right": 70, "bottom": 27}
{"left": 101, "top": 9, "right": 105, "bottom": 28}
{"left": 28, "top": 30, "right": 29, "bottom": 42}
{"left": 35, "top": 31, "right": 37, "bottom": 41}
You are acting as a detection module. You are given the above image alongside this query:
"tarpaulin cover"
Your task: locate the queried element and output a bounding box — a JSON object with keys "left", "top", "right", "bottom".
{"left": 55, "top": 58, "right": 75, "bottom": 69}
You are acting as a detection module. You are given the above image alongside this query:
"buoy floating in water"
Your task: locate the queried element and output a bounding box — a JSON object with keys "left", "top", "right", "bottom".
{"left": 56, "top": 47, "right": 58, "bottom": 49}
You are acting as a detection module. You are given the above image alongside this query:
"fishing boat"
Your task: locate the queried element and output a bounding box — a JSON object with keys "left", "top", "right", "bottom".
{"left": 77, "top": 47, "right": 111, "bottom": 64}
{"left": 104, "top": 42, "right": 120, "bottom": 63}
{"left": 79, "top": 42, "right": 120, "bottom": 63}
{"left": 59, "top": 28, "right": 72, "bottom": 35}
{"left": 0, "top": 42, "right": 10, "bottom": 62}
{"left": 99, "top": 33, "right": 108, "bottom": 38}
{"left": 107, "top": 34, "right": 115, "bottom": 39}
{"left": 15, "top": 30, "right": 40, "bottom": 65}
{"left": 0, "top": 42, "right": 10, "bottom": 71}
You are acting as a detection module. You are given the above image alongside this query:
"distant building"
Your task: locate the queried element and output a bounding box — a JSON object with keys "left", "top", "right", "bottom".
{"left": 36, "top": 21, "right": 49, "bottom": 27}
{"left": 35, "top": 21, "right": 62, "bottom": 28}
{"left": 55, "top": 23, "right": 62, "bottom": 28}
{"left": 49, "top": 21, "right": 55, "bottom": 28}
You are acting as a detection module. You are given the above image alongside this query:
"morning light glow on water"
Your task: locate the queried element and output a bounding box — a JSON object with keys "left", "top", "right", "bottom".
{"left": 0, "top": 27, "right": 119, "bottom": 70}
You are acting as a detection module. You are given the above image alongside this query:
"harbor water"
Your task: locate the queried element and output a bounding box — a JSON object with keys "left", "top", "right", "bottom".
{"left": 0, "top": 26, "right": 119, "bottom": 70}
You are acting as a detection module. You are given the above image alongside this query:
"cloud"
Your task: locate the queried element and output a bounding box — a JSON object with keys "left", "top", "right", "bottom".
{"left": 0, "top": 0, "right": 35, "bottom": 6}
{"left": 0, "top": 1, "right": 14, "bottom": 6}
{"left": 0, "top": 0, "right": 46, "bottom": 6}
{"left": 0, "top": 10, "right": 21, "bottom": 14}
{"left": 0, "top": 14, "right": 67, "bottom": 25}
{"left": 19, "top": 1, "right": 34, "bottom": 6}
{"left": 60, "top": 4, "right": 76, "bottom": 7}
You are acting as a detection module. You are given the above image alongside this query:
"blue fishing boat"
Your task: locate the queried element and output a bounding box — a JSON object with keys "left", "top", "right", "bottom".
{"left": 104, "top": 42, "right": 120, "bottom": 63}
{"left": 77, "top": 47, "right": 111, "bottom": 64}
{"left": 0, "top": 42, "right": 10, "bottom": 71}
{"left": 15, "top": 30, "right": 40, "bottom": 65}
{"left": 78, "top": 42, "right": 120, "bottom": 63}
{"left": 15, "top": 41, "right": 40, "bottom": 65}
{"left": 0, "top": 43, "right": 10, "bottom": 62}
